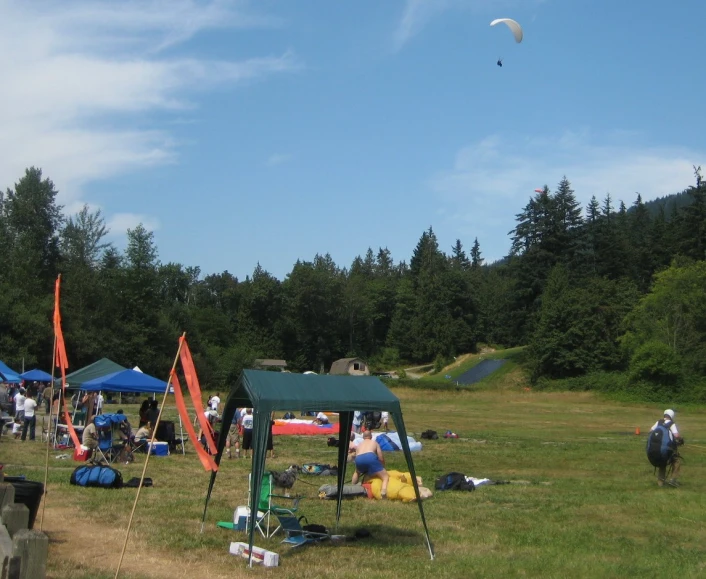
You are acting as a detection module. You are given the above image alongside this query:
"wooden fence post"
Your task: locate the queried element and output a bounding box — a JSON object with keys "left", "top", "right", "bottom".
{"left": 0, "top": 506, "right": 28, "bottom": 539}
{"left": 12, "top": 530, "right": 48, "bottom": 579}
{"left": 0, "top": 486, "right": 14, "bottom": 511}
{"left": 0, "top": 525, "right": 21, "bottom": 579}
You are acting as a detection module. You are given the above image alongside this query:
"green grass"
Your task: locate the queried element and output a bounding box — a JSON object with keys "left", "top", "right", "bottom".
{"left": 2, "top": 380, "right": 706, "bottom": 579}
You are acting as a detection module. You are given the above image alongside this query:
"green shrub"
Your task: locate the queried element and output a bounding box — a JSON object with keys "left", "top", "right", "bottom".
{"left": 629, "top": 341, "right": 682, "bottom": 385}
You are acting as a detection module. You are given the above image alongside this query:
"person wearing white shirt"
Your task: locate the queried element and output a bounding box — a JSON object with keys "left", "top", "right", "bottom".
{"left": 315, "top": 412, "right": 330, "bottom": 425}
{"left": 21, "top": 393, "right": 38, "bottom": 441}
{"left": 209, "top": 393, "right": 221, "bottom": 414}
{"left": 650, "top": 409, "right": 684, "bottom": 487}
{"left": 14, "top": 389, "right": 26, "bottom": 421}
{"left": 96, "top": 393, "right": 104, "bottom": 415}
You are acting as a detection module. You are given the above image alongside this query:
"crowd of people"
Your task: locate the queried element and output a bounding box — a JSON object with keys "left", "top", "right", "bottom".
{"left": 0, "top": 381, "right": 49, "bottom": 441}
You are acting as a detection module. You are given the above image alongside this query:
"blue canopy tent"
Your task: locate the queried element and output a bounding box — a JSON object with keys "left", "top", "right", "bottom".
{"left": 20, "top": 369, "right": 53, "bottom": 382}
{"left": 81, "top": 369, "right": 184, "bottom": 455}
{"left": 82, "top": 369, "right": 169, "bottom": 394}
{"left": 0, "top": 361, "right": 22, "bottom": 384}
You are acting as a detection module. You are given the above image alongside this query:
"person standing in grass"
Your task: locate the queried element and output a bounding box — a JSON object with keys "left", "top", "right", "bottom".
{"left": 240, "top": 408, "right": 254, "bottom": 459}
{"left": 649, "top": 409, "right": 683, "bottom": 487}
{"left": 225, "top": 410, "right": 241, "bottom": 459}
{"left": 21, "top": 392, "right": 37, "bottom": 441}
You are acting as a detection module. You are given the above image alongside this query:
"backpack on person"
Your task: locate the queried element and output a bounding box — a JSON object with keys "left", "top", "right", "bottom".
{"left": 646, "top": 419, "right": 676, "bottom": 468}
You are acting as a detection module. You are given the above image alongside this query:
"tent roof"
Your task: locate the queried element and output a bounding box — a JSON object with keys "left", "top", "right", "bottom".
{"left": 20, "top": 369, "right": 53, "bottom": 382}
{"left": 236, "top": 369, "right": 400, "bottom": 411}
{"left": 82, "top": 369, "right": 169, "bottom": 394}
{"left": 65, "top": 358, "right": 126, "bottom": 388}
{"left": 0, "top": 361, "right": 22, "bottom": 383}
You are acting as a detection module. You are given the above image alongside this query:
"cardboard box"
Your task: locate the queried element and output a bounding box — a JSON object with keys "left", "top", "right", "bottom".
{"left": 229, "top": 542, "right": 279, "bottom": 567}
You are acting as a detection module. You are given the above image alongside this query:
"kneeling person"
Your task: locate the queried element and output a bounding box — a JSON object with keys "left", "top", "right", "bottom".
{"left": 351, "top": 431, "right": 389, "bottom": 498}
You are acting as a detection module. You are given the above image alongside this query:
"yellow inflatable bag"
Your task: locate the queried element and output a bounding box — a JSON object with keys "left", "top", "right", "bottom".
{"left": 369, "top": 477, "right": 421, "bottom": 502}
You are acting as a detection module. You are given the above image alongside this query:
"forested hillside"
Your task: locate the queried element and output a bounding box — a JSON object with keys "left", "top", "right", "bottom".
{"left": 1, "top": 167, "right": 705, "bottom": 398}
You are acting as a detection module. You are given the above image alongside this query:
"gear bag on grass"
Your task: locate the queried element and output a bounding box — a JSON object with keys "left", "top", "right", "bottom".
{"left": 70, "top": 465, "right": 123, "bottom": 489}
{"left": 435, "top": 472, "right": 475, "bottom": 492}
{"left": 646, "top": 419, "right": 676, "bottom": 468}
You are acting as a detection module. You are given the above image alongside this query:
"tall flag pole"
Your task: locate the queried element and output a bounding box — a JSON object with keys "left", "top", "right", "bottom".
{"left": 114, "top": 333, "right": 216, "bottom": 579}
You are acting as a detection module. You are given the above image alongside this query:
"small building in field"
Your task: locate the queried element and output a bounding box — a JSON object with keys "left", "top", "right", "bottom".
{"left": 329, "top": 357, "right": 370, "bottom": 376}
{"left": 253, "top": 359, "right": 288, "bottom": 372}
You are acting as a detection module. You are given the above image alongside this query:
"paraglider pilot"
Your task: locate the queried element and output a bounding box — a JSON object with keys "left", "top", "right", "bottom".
{"left": 497, "top": 59, "right": 503, "bottom": 67}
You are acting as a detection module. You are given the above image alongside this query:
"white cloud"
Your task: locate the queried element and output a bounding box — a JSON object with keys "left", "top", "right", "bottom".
{"left": 393, "top": 0, "right": 542, "bottom": 50}
{"left": 430, "top": 130, "right": 705, "bottom": 261}
{"left": 393, "top": 0, "right": 453, "bottom": 50}
{"left": 0, "top": 0, "right": 299, "bottom": 212}
{"left": 106, "top": 213, "right": 162, "bottom": 238}
{"left": 264, "top": 153, "right": 294, "bottom": 167}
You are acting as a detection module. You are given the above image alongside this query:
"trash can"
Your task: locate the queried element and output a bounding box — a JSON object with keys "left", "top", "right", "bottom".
{"left": 8, "top": 479, "right": 45, "bottom": 529}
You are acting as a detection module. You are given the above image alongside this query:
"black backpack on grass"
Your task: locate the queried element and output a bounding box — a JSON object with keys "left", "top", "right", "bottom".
{"left": 435, "top": 472, "right": 475, "bottom": 492}
{"left": 646, "top": 420, "right": 676, "bottom": 468}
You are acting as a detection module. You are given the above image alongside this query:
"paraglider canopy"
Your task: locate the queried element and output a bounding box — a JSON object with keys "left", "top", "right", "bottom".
{"left": 490, "top": 18, "right": 523, "bottom": 43}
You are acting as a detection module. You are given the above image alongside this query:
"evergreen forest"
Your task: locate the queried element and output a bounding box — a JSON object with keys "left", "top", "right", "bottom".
{"left": 1, "top": 166, "right": 705, "bottom": 401}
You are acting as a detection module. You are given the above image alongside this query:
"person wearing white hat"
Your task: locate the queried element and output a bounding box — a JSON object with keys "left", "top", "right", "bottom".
{"left": 649, "top": 409, "right": 683, "bottom": 487}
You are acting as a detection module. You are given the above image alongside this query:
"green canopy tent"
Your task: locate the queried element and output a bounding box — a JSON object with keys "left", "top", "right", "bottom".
{"left": 202, "top": 370, "right": 434, "bottom": 565}
{"left": 65, "top": 358, "right": 126, "bottom": 388}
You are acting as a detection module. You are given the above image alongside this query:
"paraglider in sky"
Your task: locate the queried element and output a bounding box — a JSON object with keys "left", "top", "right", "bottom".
{"left": 490, "top": 18, "right": 523, "bottom": 43}
{"left": 491, "top": 18, "right": 523, "bottom": 67}
{"left": 534, "top": 188, "right": 543, "bottom": 193}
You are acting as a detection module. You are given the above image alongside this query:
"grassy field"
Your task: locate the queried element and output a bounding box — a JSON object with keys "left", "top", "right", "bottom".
{"left": 2, "top": 364, "right": 706, "bottom": 579}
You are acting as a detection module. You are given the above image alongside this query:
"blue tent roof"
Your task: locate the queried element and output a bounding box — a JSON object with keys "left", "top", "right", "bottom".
{"left": 0, "top": 361, "right": 22, "bottom": 384}
{"left": 81, "top": 369, "right": 169, "bottom": 394}
{"left": 20, "top": 369, "right": 53, "bottom": 382}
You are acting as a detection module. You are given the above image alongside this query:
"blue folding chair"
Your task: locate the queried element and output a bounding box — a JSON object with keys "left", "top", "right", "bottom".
{"left": 94, "top": 414, "right": 130, "bottom": 464}
{"left": 274, "top": 511, "right": 329, "bottom": 548}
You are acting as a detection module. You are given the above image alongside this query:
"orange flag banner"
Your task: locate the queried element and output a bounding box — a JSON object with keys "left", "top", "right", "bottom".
{"left": 54, "top": 275, "right": 81, "bottom": 449}
{"left": 179, "top": 337, "right": 218, "bottom": 455}
{"left": 170, "top": 371, "right": 217, "bottom": 472}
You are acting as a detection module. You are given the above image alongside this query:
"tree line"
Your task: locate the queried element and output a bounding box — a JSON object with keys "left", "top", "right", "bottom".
{"left": 1, "top": 167, "right": 704, "bottom": 398}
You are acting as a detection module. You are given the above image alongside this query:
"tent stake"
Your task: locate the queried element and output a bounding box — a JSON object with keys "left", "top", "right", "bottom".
{"left": 114, "top": 332, "right": 186, "bottom": 579}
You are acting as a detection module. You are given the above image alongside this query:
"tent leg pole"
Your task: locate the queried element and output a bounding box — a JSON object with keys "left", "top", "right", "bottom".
{"left": 179, "top": 414, "right": 185, "bottom": 455}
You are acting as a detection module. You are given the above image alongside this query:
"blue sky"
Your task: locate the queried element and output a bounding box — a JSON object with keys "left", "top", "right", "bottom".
{"left": 2, "top": 0, "right": 704, "bottom": 279}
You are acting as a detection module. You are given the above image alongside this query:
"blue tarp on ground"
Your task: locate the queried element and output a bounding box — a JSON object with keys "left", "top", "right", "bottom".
{"left": 82, "top": 369, "right": 169, "bottom": 394}
{"left": 456, "top": 359, "right": 507, "bottom": 385}
{"left": 0, "top": 361, "right": 21, "bottom": 383}
{"left": 20, "top": 369, "right": 53, "bottom": 382}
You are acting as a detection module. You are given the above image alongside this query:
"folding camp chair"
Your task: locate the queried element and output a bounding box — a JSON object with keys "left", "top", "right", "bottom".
{"left": 247, "top": 473, "right": 302, "bottom": 538}
{"left": 274, "top": 510, "right": 329, "bottom": 549}
{"left": 94, "top": 414, "right": 131, "bottom": 464}
{"left": 93, "top": 424, "right": 113, "bottom": 464}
